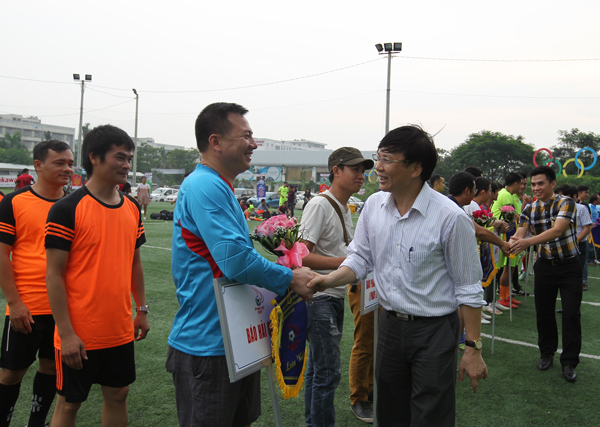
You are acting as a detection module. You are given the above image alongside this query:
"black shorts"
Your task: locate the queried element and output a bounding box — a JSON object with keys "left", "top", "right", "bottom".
{"left": 165, "top": 346, "right": 261, "bottom": 427}
{"left": 56, "top": 341, "right": 135, "bottom": 403}
{"left": 0, "top": 314, "right": 55, "bottom": 370}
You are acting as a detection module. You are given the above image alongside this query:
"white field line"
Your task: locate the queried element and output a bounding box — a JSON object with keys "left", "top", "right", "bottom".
{"left": 482, "top": 333, "right": 600, "bottom": 360}
{"left": 143, "top": 245, "right": 172, "bottom": 251}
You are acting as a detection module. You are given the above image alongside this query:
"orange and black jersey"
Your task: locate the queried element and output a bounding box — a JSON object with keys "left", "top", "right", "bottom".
{"left": 0, "top": 186, "right": 67, "bottom": 315}
{"left": 45, "top": 186, "right": 146, "bottom": 350}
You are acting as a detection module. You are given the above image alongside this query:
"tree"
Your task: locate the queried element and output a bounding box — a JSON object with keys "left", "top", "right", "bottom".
{"left": 0, "top": 147, "right": 32, "bottom": 165}
{"left": 551, "top": 129, "right": 600, "bottom": 177}
{"left": 165, "top": 148, "right": 200, "bottom": 174}
{"left": 44, "top": 131, "right": 53, "bottom": 140}
{"left": 1, "top": 132, "right": 26, "bottom": 150}
{"left": 136, "top": 142, "right": 165, "bottom": 174}
{"left": 443, "top": 131, "right": 535, "bottom": 181}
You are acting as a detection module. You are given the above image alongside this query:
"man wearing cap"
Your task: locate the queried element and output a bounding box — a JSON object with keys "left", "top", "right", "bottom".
{"left": 300, "top": 147, "right": 373, "bottom": 427}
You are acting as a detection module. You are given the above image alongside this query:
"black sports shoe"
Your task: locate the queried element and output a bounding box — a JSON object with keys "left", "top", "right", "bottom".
{"left": 351, "top": 401, "right": 374, "bottom": 423}
{"left": 512, "top": 288, "right": 530, "bottom": 296}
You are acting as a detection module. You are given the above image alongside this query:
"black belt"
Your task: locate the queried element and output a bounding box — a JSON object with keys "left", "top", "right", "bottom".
{"left": 387, "top": 310, "right": 425, "bottom": 321}
{"left": 539, "top": 256, "right": 579, "bottom": 266}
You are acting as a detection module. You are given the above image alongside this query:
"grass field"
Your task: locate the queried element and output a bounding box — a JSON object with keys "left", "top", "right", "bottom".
{"left": 3, "top": 201, "right": 600, "bottom": 426}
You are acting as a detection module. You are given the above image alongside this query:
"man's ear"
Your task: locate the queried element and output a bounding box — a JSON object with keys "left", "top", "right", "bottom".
{"left": 208, "top": 134, "right": 221, "bottom": 152}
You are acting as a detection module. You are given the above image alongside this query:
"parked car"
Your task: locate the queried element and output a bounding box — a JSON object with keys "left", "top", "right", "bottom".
{"left": 151, "top": 187, "right": 178, "bottom": 202}
{"left": 348, "top": 196, "right": 364, "bottom": 213}
{"left": 234, "top": 188, "right": 255, "bottom": 202}
{"left": 246, "top": 192, "right": 279, "bottom": 209}
{"left": 348, "top": 196, "right": 364, "bottom": 208}
{"left": 296, "top": 192, "right": 319, "bottom": 210}
{"left": 165, "top": 194, "right": 177, "bottom": 203}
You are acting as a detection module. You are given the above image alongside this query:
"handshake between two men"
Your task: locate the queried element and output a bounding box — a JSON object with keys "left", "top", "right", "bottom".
{"left": 288, "top": 266, "right": 356, "bottom": 300}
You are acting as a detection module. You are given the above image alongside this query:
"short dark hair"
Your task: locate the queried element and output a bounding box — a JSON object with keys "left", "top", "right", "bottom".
{"left": 82, "top": 125, "right": 135, "bottom": 177}
{"left": 529, "top": 166, "right": 556, "bottom": 184}
{"left": 577, "top": 185, "right": 589, "bottom": 193}
{"left": 491, "top": 181, "right": 501, "bottom": 193}
{"left": 448, "top": 172, "right": 475, "bottom": 197}
{"left": 463, "top": 166, "right": 483, "bottom": 178}
{"left": 328, "top": 164, "right": 345, "bottom": 184}
{"left": 429, "top": 174, "right": 443, "bottom": 187}
{"left": 194, "top": 102, "right": 248, "bottom": 153}
{"left": 555, "top": 184, "right": 576, "bottom": 198}
{"left": 590, "top": 194, "right": 599, "bottom": 204}
{"left": 33, "top": 139, "right": 72, "bottom": 162}
{"left": 475, "top": 177, "right": 491, "bottom": 196}
{"left": 378, "top": 125, "right": 438, "bottom": 182}
{"left": 504, "top": 172, "right": 523, "bottom": 187}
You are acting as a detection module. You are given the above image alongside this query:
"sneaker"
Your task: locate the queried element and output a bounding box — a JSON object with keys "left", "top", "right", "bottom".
{"left": 494, "top": 301, "right": 510, "bottom": 311}
{"left": 458, "top": 342, "right": 466, "bottom": 351}
{"left": 512, "top": 289, "right": 530, "bottom": 296}
{"left": 582, "top": 282, "right": 588, "bottom": 291}
{"left": 482, "top": 313, "right": 492, "bottom": 320}
{"left": 143, "top": 217, "right": 146, "bottom": 221}
{"left": 498, "top": 299, "right": 518, "bottom": 309}
{"left": 350, "top": 401, "right": 374, "bottom": 423}
{"left": 519, "top": 271, "right": 526, "bottom": 281}
{"left": 484, "top": 305, "right": 502, "bottom": 315}
{"left": 510, "top": 298, "right": 522, "bottom": 305}
{"left": 481, "top": 318, "right": 491, "bottom": 325}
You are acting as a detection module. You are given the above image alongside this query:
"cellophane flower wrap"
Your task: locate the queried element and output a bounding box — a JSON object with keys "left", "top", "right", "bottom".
{"left": 500, "top": 205, "right": 516, "bottom": 223}
{"left": 471, "top": 208, "right": 495, "bottom": 227}
{"left": 499, "top": 205, "right": 518, "bottom": 258}
{"left": 251, "top": 214, "right": 309, "bottom": 399}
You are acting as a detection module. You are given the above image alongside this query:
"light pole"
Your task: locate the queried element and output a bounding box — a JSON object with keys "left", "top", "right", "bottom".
{"left": 375, "top": 43, "right": 402, "bottom": 134}
{"left": 132, "top": 88, "right": 139, "bottom": 185}
{"left": 73, "top": 74, "right": 92, "bottom": 168}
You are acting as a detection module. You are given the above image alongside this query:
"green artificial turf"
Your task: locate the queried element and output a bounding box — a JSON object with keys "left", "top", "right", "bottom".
{"left": 2, "top": 202, "right": 599, "bottom": 426}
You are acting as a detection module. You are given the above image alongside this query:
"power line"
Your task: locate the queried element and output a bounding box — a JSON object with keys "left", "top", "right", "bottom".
{"left": 399, "top": 55, "right": 600, "bottom": 62}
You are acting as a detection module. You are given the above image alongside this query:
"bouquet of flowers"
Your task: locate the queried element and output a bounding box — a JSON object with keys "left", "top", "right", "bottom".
{"left": 471, "top": 209, "right": 495, "bottom": 227}
{"left": 251, "top": 215, "right": 309, "bottom": 268}
{"left": 500, "top": 205, "right": 516, "bottom": 223}
{"left": 251, "top": 214, "right": 310, "bottom": 399}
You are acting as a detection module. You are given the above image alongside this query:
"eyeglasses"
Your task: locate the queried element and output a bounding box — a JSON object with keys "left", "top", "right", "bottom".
{"left": 372, "top": 154, "right": 412, "bottom": 165}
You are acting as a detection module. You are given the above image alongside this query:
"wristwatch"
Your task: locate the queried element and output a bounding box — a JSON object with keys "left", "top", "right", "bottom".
{"left": 136, "top": 305, "right": 149, "bottom": 314}
{"left": 465, "top": 338, "right": 483, "bottom": 350}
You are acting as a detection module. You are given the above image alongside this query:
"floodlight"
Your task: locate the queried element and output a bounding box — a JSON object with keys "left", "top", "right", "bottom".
{"left": 375, "top": 44, "right": 383, "bottom": 52}
{"left": 384, "top": 43, "right": 392, "bottom": 51}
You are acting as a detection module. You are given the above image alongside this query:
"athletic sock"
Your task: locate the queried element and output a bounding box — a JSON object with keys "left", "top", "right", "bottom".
{"left": 27, "top": 372, "right": 56, "bottom": 427}
{"left": 0, "top": 382, "right": 21, "bottom": 427}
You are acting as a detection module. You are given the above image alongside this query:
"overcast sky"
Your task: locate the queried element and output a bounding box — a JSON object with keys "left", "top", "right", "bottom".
{"left": 2, "top": 0, "right": 599, "bottom": 154}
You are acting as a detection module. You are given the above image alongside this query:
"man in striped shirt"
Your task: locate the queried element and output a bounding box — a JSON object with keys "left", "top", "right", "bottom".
{"left": 510, "top": 166, "right": 581, "bottom": 382}
{"left": 309, "top": 125, "right": 487, "bottom": 426}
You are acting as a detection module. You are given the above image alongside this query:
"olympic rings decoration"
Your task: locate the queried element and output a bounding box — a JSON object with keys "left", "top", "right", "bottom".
{"left": 533, "top": 147, "right": 597, "bottom": 179}
{"left": 366, "top": 169, "right": 379, "bottom": 183}
{"left": 533, "top": 148, "right": 553, "bottom": 167}
{"left": 544, "top": 158, "right": 562, "bottom": 176}
{"left": 562, "top": 158, "right": 585, "bottom": 178}
{"left": 575, "top": 147, "right": 597, "bottom": 170}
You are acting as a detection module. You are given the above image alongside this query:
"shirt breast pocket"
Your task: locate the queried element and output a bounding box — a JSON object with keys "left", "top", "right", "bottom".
{"left": 405, "top": 250, "right": 439, "bottom": 285}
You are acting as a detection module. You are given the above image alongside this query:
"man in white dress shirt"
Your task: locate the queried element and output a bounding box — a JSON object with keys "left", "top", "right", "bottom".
{"left": 309, "top": 125, "right": 487, "bottom": 426}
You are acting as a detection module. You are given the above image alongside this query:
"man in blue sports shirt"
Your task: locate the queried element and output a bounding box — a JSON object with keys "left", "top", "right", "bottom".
{"left": 166, "top": 102, "right": 315, "bottom": 427}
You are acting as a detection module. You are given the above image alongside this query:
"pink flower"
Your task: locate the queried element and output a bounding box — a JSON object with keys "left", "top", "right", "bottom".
{"left": 501, "top": 205, "right": 515, "bottom": 213}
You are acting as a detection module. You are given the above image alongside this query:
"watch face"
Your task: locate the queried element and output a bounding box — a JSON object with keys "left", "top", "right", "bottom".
{"left": 475, "top": 340, "right": 483, "bottom": 350}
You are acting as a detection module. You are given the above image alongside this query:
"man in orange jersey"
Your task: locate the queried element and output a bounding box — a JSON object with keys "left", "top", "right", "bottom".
{"left": 0, "top": 140, "right": 73, "bottom": 427}
{"left": 45, "top": 125, "right": 149, "bottom": 427}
